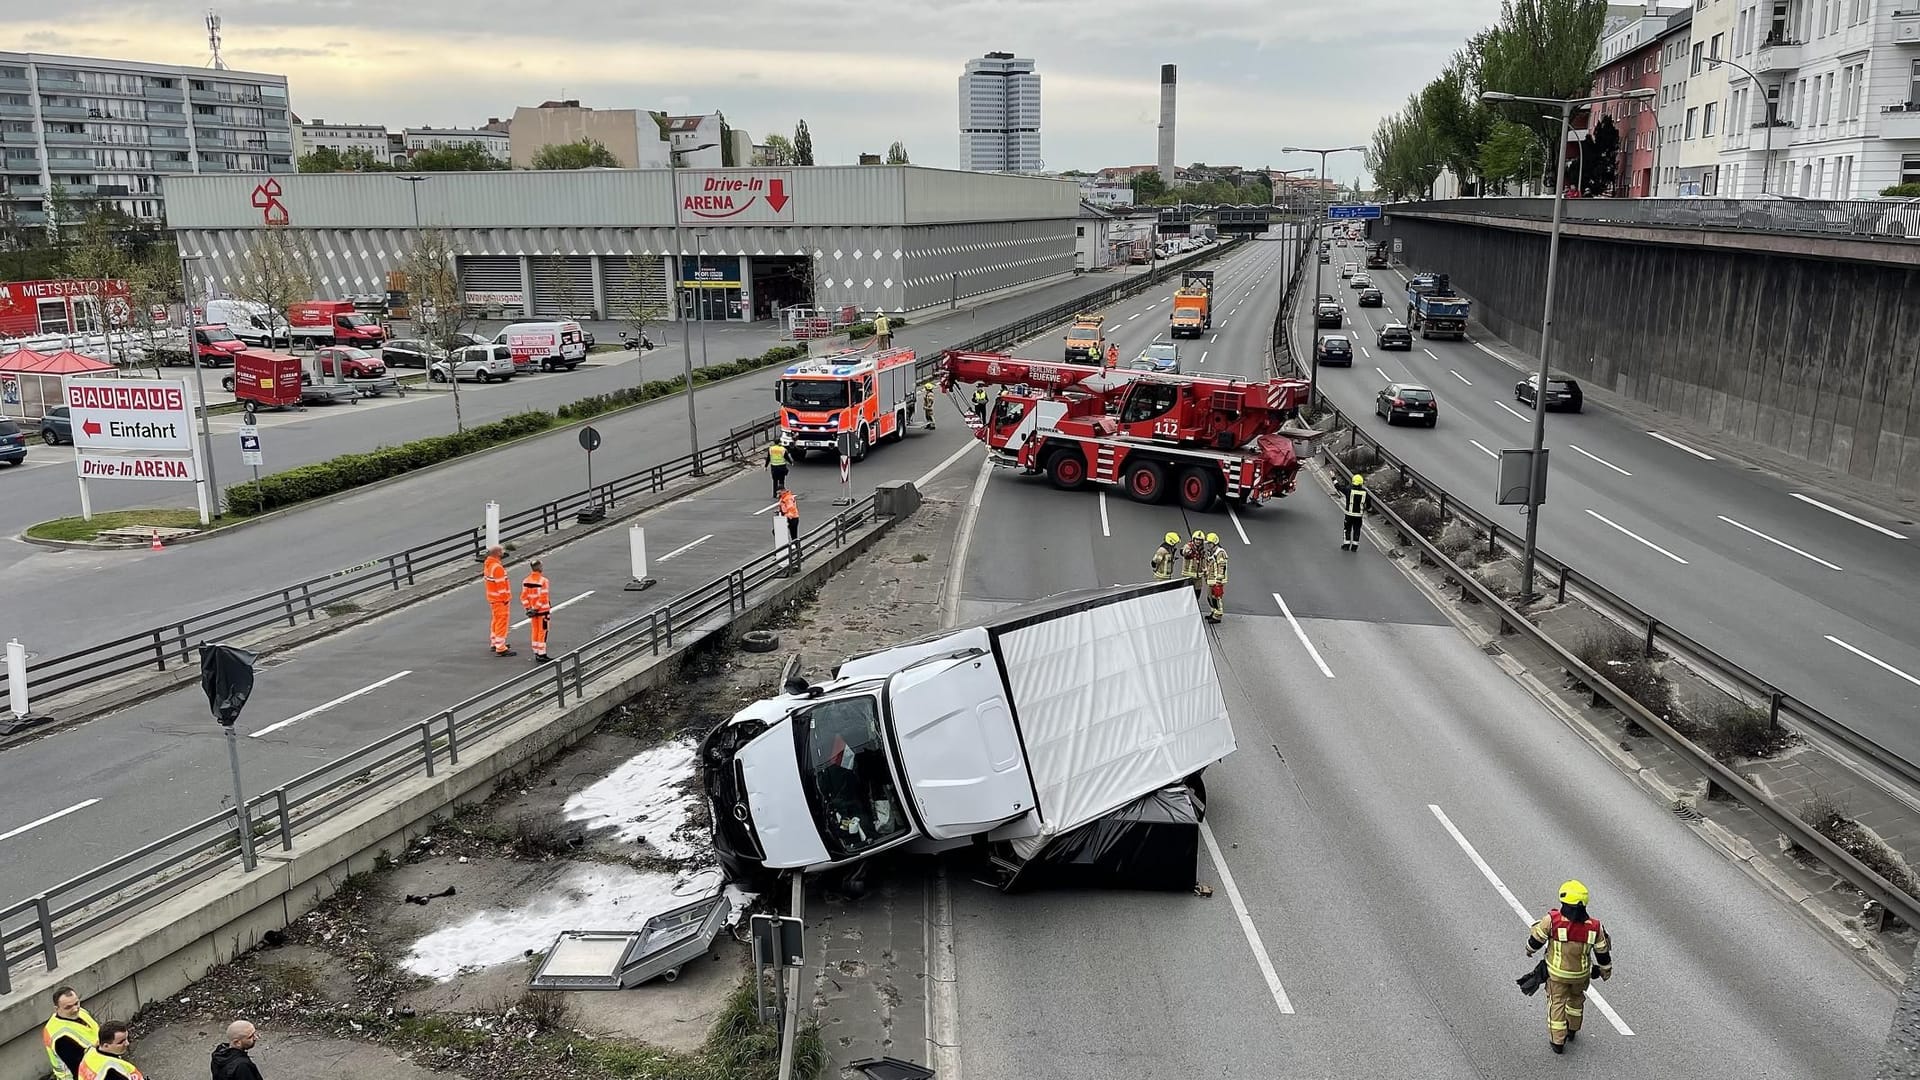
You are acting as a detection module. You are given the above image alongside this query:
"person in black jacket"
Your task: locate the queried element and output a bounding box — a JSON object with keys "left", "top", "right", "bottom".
{"left": 211, "top": 1020, "right": 263, "bottom": 1080}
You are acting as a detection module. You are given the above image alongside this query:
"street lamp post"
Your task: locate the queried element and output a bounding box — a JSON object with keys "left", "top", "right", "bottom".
{"left": 397, "top": 175, "right": 463, "bottom": 431}
{"left": 1704, "top": 56, "right": 1775, "bottom": 195}
{"left": 1282, "top": 144, "right": 1367, "bottom": 407}
{"left": 178, "top": 253, "right": 221, "bottom": 522}
{"left": 1482, "top": 87, "right": 1657, "bottom": 600}
{"left": 667, "top": 142, "right": 717, "bottom": 475}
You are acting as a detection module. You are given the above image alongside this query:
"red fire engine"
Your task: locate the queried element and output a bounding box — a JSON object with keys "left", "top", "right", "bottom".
{"left": 0, "top": 279, "right": 131, "bottom": 339}
{"left": 937, "top": 350, "right": 1316, "bottom": 512}
{"left": 776, "top": 347, "right": 919, "bottom": 461}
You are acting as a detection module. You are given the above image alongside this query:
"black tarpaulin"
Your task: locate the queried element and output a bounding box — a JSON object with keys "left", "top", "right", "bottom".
{"left": 999, "top": 784, "right": 1203, "bottom": 893}
{"left": 199, "top": 643, "right": 257, "bottom": 727}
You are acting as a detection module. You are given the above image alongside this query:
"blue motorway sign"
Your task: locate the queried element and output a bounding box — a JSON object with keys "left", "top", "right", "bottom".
{"left": 1327, "top": 204, "right": 1383, "bottom": 220}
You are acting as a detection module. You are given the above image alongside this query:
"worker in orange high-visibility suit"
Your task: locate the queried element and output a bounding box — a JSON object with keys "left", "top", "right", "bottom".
{"left": 483, "top": 545, "right": 515, "bottom": 656}
{"left": 1105, "top": 342, "right": 1119, "bottom": 368}
{"left": 520, "top": 558, "right": 552, "bottom": 663}
{"left": 779, "top": 488, "right": 800, "bottom": 542}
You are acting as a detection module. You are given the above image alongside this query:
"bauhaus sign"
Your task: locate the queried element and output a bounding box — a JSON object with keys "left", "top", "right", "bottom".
{"left": 65, "top": 378, "right": 195, "bottom": 453}
{"left": 677, "top": 170, "right": 795, "bottom": 225}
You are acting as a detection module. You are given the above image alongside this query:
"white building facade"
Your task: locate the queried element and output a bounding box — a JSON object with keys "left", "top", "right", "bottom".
{"left": 0, "top": 50, "right": 291, "bottom": 225}
{"left": 959, "top": 52, "right": 1042, "bottom": 173}
{"left": 1656, "top": 9, "right": 1697, "bottom": 193}
{"left": 1716, "top": 0, "right": 1920, "bottom": 198}
{"left": 1669, "top": 0, "right": 1738, "bottom": 195}
{"left": 402, "top": 127, "right": 510, "bottom": 163}
{"left": 294, "top": 118, "right": 390, "bottom": 161}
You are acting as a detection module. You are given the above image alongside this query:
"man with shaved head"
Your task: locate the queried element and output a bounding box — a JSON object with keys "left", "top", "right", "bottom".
{"left": 210, "top": 1020, "right": 262, "bottom": 1080}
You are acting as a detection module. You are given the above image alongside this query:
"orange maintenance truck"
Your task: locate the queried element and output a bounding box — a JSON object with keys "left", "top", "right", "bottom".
{"left": 1063, "top": 313, "right": 1106, "bottom": 363}
{"left": 1169, "top": 270, "right": 1213, "bottom": 338}
{"left": 776, "top": 346, "right": 919, "bottom": 461}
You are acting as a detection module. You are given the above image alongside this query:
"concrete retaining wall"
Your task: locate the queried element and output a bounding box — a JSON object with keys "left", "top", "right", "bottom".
{"left": 1381, "top": 213, "right": 1920, "bottom": 496}
{"left": 0, "top": 503, "right": 909, "bottom": 1079}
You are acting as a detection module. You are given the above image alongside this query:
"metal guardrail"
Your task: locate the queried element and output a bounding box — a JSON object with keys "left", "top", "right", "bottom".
{"left": 1309, "top": 411, "right": 1920, "bottom": 929}
{"left": 0, "top": 493, "right": 884, "bottom": 994}
{"left": 1393, "top": 196, "right": 1920, "bottom": 242}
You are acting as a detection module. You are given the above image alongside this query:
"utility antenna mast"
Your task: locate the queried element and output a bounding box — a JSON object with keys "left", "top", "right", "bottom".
{"left": 206, "top": 10, "right": 228, "bottom": 70}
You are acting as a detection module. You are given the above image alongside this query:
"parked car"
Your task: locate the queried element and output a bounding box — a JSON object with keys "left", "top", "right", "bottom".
{"left": 440, "top": 331, "right": 492, "bottom": 351}
{"left": 1315, "top": 302, "right": 1344, "bottom": 329}
{"left": 1316, "top": 334, "right": 1353, "bottom": 367}
{"left": 39, "top": 406, "right": 71, "bottom": 445}
{"left": 1515, "top": 374, "right": 1585, "bottom": 412}
{"left": 1377, "top": 382, "right": 1438, "bottom": 427}
{"left": 380, "top": 338, "right": 446, "bottom": 368}
{"left": 202, "top": 299, "right": 290, "bottom": 347}
{"left": 433, "top": 344, "right": 519, "bottom": 383}
{"left": 0, "top": 418, "right": 25, "bottom": 465}
{"left": 1377, "top": 322, "right": 1413, "bottom": 350}
{"left": 494, "top": 321, "right": 588, "bottom": 372}
{"left": 1358, "top": 288, "right": 1384, "bottom": 307}
{"left": 312, "top": 346, "right": 389, "bottom": 379}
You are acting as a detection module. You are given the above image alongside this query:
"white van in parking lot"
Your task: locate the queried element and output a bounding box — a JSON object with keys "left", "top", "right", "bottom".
{"left": 494, "top": 321, "right": 587, "bottom": 372}
{"left": 202, "top": 299, "right": 289, "bottom": 347}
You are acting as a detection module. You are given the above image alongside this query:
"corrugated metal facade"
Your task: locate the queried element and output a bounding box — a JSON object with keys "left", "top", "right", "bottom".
{"left": 167, "top": 167, "right": 1074, "bottom": 318}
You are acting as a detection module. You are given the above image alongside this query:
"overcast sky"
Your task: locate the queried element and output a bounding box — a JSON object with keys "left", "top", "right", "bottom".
{"left": 17, "top": 0, "right": 1502, "bottom": 179}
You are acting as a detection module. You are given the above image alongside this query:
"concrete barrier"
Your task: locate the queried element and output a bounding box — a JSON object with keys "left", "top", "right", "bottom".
{"left": 0, "top": 498, "right": 912, "bottom": 1078}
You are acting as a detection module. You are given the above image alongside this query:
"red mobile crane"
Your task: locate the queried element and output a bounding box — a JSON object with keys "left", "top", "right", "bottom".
{"left": 938, "top": 350, "right": 1317, "bottom": 512}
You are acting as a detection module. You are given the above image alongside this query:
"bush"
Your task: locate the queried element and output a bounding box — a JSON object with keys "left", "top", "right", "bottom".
{"left": 1570, "top": 625, "right": 1671, "bottom": 717}
{"left": 1436, "top": 522, "right": 1483, "bottom": 564}
{"left": 1798, "top": 792, "right": 1920, "bottom": 908}
{"left": 1340, "top": 443, "right": 1381, "bottom": 471}
{"left": 1880, "top": 182, "right": 1920, "bottom": 197}
{"left": 1368, "top": 465, "right": 1406, "bottom": 500}
{"left": 1397, "top": 498, "right": 1444, "bottom": 540}
{"left": 1696, "top": 702, "right": 1791, "bottom": 762}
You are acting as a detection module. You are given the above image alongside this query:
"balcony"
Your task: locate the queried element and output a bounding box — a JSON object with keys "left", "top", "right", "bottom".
{"left": 2, "top": 154, "right": 41, "bottom": 170}
{"left": 143, "top": 83, "right": 181, "bottom": 100}
{"left": 12, "top": 209, "right": 47, "bottom": 225}
{"left": 35, "top": 75, "right": 82, "bottom": 92}
{"left": 1882, "top": 104, "right": 1920, "bottom": 140}
{"left": 195, "top": 159, "right": 229, "bottom": 172}
{"left": 0, "top": 128, "right": 33, "bottom": 144}
{"left": 41, "top": 128, "right": 90, "bottom": 146}
{"left": 38, "top": 104, "right": 87, "bottom": 120}
{"left": 0, "top": 102, "right": 33, "bottom": 118}
{"left": 0, "top": 76, "right": 28, "bottom": 92}
{"left": 4, "top": 184, "right": 45, "bottom": 199}
{"left": 189, "top": 86, "right": 223, "bottom": 102}
{"left": 1753, "top": 39, "right": 1804, "bottom": 74}
{"left": 57, "top": 184, "right": 99, "bottom": 197}
{"left": 149, "top": 134, "right": 188, "bottom": 148}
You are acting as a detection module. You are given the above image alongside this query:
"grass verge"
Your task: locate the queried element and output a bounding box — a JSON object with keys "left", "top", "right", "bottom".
{"left": 25, "top": 507, "right": 207, "bottom": 542}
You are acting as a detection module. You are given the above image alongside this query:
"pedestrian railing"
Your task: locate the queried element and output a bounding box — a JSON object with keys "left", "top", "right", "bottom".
{"left": 1304, "top": 401, "right": 1920, "bottom": 929}
{"left": 0, "top": 493, "right": 886, "bottom": 994}
{"left": 1392, "top": 196, "right": 1920, "bottom": 244}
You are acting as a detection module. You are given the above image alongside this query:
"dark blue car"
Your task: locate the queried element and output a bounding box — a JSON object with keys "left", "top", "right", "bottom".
{"left": 0, "top": 418, "right": 26, "bottom": 466}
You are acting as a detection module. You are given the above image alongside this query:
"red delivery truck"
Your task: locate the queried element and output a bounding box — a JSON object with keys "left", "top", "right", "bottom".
{"left": 221, "top": 349, "right": 304, "bottom": 409}
{"left": 286, "top": 300, "right": 387, "bottom": 347}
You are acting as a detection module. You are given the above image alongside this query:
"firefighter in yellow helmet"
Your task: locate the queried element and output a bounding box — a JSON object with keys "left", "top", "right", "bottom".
{"left": 1204, "top": 532, "right": 1228, "bottom": 623}
{"left": 1342, "top": 473, "right": 1370, "bottom": 551}
{"left": 1151, "top": 531, "right": 1182, "bottom": 581}
{"left": 1181, "top": 529, "right": 1208, "bottom": 597}
{"left": 1526, "top": 879, "right": 1613, "bottom": 1054}
{"left": 921, "top": 381, "right": 937, "bottom": 430}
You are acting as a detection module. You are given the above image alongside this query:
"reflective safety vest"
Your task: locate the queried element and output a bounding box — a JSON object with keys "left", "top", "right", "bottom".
{"left": 873, "top": 315, "right": 890, "bottom": 336}
{"left": 520, "top": 571, "right": 550, "bottom": 614}
{"left": 1182, "top": 541, "right": 1208, "bottom": 577}
{"left": 44, "top": 1008, "right": 98, "bottom": 1080}
{"left": 768, "top": 444, "right": 788, "bottom": 467}
{"left": 1207, "top": 549, "right": 1230, "bottom": 586}
{"left": 1533, "top": 909, "right": 1610, "bottom": 981}
{"left": 77, "top": 1047, "right": 143, "bottom": 1080}
{"left": 1151, "top": 543, "right": 1178, "bottom": 580}
{"left": 1344, "top": 487, "right": 1370, "bottom": 517}
{"left": 483, "top": 555, "right": 511, "bottom": 605}
{"left": 972, "top": 388, "right": 988, "bottom": 406}
{"left": 779, "top": 490, "right": 799, "bottom": 520}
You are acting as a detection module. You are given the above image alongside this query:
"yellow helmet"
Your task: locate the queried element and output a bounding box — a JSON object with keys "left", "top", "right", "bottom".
{"left": 1164, "top": 531, "right": 1180, "bottom": 545}
{"left": 1558, "top": 880, "right": 1590, "bottom": 906}
{"left": 1206, "top": 532, "right": 1220, "bottom": 544}
{"left": 1351, "top": 474, "right": 1365, "bottom": 486}
{"left": 1192, "top": 530, "right": 1205, "bottom": 540}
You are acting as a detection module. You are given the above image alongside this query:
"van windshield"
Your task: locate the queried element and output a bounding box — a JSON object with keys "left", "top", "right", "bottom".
{"left": 200, "top": 326, "right": 239, "bottom": 343}
{"left": 340, "top": 314, "right": 377, "bottom": 328}
{"left": 779, "top": 379, "right": 850, "bottom": 410}
{"left": 1066, "top": 328, "right": 1098, "bottom": 342}
{"left": 793, "top": 695, "right": 911, "bottom": 860}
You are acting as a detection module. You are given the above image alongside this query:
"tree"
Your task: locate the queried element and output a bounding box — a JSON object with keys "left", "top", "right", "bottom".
{"left": 760, "top": 134, "right": 797, "bottom": 166}
{"left": 297, "top": 146, "right": 390, "bottom": 173}
{"left": 1581, "top": 113, "right": 1620, "bottom": 196}
{"left": 614, "top": 256, "right": 667, "bottom": 383}
{"left": 793, "top": 120, "right": 814, "bottom": 166}
{"left": 45, "top": 183, "right": 81, "bottom": 258}
{"left": 1131, "top": 170, "right": 1170, "bottom": 203}
{"left": 407, "top": 143, "right": 505, "bottom": 172}
{"left": 886, "top": 141, "right": 910, "bottom": 165}
{"left": 226, "top": 225, "right": 318, "bottom": 373}
{"left": 542, "top": 253, "right": 587, "bottom": 319}
{"left": 59, "top": 208, "right": 140, "bottom": 363}
{"left": 403, "top": 228, "right": 474, "bottom": 432}
{"left": 1480, "top": 0, "right": 1610, "bottom": 151}
{"left": 1478, "top": 119, "right": 1546, "bottom": 193}
{"left": 530, "top": 138, "right": 619, "bottom": 170}
{"left": 123, "top": 250, "right": 181, "bottom": 377}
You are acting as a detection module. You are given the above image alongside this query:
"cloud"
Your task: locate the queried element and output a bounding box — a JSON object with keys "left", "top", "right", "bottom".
{"left": 11, "top": 1, "right": 1505, "bottom": 176}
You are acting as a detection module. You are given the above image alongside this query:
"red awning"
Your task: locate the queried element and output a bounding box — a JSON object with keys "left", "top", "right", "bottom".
{"left": 0, "top": 349, "right": 114, "bottom": 374}
{"left": 0, "top": 348, "right": 50, "bottom": 372}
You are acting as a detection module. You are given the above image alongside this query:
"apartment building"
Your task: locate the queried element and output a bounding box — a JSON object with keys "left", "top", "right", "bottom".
{"left": 1656, "top": 8, "right": 1698, "bottom": 192}
{"left": 1592, "top": 7, "right": 1684, "bottom": 195}
{"left": 402, "top": 126, "right": 511, "bottom": 163}
{"left": 292, "top": 117, "right": 389, "bottom": 161}
{"left": 507, "top": 100, "right": 671, "bottom": 169}
{"left": 1664, "top": 0, "right": 1741, "bottom": 194}
{"left": 1716, "top": 0, "right": 1920, "bottom": 198}
{"left": 0, "top": 51, "right": 291, "bottom": 226}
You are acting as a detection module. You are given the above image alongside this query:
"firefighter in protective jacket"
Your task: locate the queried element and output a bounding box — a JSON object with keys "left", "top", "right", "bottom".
{"left": 1151, "top": 532, "right": 1181, "bottom": 580}
{"left": 1204, "top": 534, "right": 1228, "bottom": 623}
{"left": 1526, "top": 879, "right": 1613, "bottom": 1054}
{"left": 1181, "top": 530, "right": 1208, "bottom": 596}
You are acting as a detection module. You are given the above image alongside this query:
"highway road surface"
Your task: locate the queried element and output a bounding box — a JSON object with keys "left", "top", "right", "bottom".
{"left": 1298, "top": 251, "right": 1920, "bottom": 772}
{"left": 944, "top": 232, "right": 1891, "bottom": 1078}
{"left": 0, "top": 264, "right": 1170, "bottom": 659}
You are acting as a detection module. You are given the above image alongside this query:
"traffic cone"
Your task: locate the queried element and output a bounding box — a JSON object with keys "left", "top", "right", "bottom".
{"left": 149, "top": 530, "right": 164, "bottom": 552}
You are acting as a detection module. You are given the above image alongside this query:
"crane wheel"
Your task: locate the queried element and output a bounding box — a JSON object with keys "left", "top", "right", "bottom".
{"left": 1046, "top": 449, "right": 1087, "bottom": 491}
{"left": 1125, "top": 460, "right": 1169, "bottom": 504}
{"left": 1177, "top": 467, "right": 1219, "bottom": 512}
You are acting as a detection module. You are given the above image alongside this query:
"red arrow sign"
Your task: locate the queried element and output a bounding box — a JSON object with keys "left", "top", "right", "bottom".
{"left": 82, "top": 419, "right": 102, "bottom": 437}
{"left": 765, "top": 179, "right": 789, "bottom": 213}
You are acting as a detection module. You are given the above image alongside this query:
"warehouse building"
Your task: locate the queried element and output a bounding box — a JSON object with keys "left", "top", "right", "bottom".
{"left": 161, "top": 166, "right": 1080, "bottom": 322}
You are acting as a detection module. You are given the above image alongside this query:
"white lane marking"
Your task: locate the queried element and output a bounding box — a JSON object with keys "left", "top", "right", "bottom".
{"left": 1145, "top": 303, "right": 1158, "bottom": 311}
{"left": 1200, "top": 350, "right": 1209, "bottom": 364}
{"left": 1584, "top": 509, "right": 1688, "bottom": 565}
{"left": 1827, "top": 636, "right": 1920, "bottom": 688}
{"left": 1646, "top": 430, "right": 1716, "bottom": 461}
{"left": 1567, "top": 443, "right": 1632, "bottom": 476}
{"left": 1423, "top": 348, "right": 1439, "bottom": 360}
{"left": 1790, "top": 492, "right": 1908, "bottom": 540}
{"left": 1469, "top": 439, "right": 1499, "bottom": 459}
{"left": 1200, "top": 821, "right": 1296, "bottom": 1016}
{"left": 752, "top": 501, "right": 779, "bottom": 515}
{"left": 1494, "top": 400, "right": 1532, "bottom": 423}
{"left": 1270, "top": 592, "right": 1334, "bottom": 679}
{"left": 1472, "top": 341, "right": 1508, "bottom": 363}
{"left": 1450, "top": 370, "right": 1472, "bottom": 386}
{"left": 914, "top": 433, "right": 983, "bottom": 488}
{"left": 251, "top": 671, "right": 413, "bottom": 738}
{"left": 1231, "top": 307, "right": 1239, "bottom": 315}
{"left": 1375, "top": 366, "right": 1391, "bottom": 382}
{"left": 657, "top": 534, "right": 714, "bottom": 562}
{"left": 1428, "top": 805, "right": 1633, "bottom": 1036}
{"left": 1210, "top": 334, "right": 1218, "bottom": 343}
{"left": 1226, "top": 502, "right": 1251, "bottom": 545}
{"left": 1718, "top": 516, "right": 1842, "bottom": 571}
{"left": 0, "top": 799, "right": 100, "bottom": 844}
{"left": 1127, "top": 312, "right": 1142, "bottom": 321}
{"left": 1098, "top": 491, "right": 1111, "bottom": 537}
{"left": 1360, "top": 345, "right": 1372, "bottom": 359}
{"left": 513, "top": 590, "right": 595, "bottom": 629}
